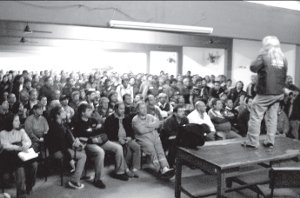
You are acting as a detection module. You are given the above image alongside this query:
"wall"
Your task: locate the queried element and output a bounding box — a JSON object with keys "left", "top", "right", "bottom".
{"left": 183, "top": 47, "right": 225, "bottom": 76}
{"left": 0, "top": 1, "right": 300, "bottom": 44}
{"left": 232, "top": 39, "right": 296, "bottom": 86}
{"left": 0, "top": 50, "right": 148, "bottom": 74}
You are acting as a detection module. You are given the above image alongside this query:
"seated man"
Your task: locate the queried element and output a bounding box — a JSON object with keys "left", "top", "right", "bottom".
{"left": 157, "top": 93, "right": 173, "bottom": 119}
{"left": 72, "top": 103, "right": 129, "bottom": 189}
{"left": 145, "top": 94, "right": 163, "bottom": 121}
{"left": 123, "top": 93, "right": 136, "bottom": 119}
{"left": 236, "top": 97, "right": 253, "bottom": 137}
{"left": 276, "top": 101, "right": 289, "bottom": 137}
{"left": 223, "top": 99, "right": 239, "bottom": 129}
{"left": 208, "top": 99, "right": 241, "bottom": 139}
{"left": 187, "top": 100, "right": 216, "bottom": 141}
{"left": 103, "top": 102, "right": 141, "bottom": 178}
{"left": 132, "top": 102, "right": 174, "bottom": 179}
{"left": 47, "top": 106, "right": 86, "bottom": 189}
{"left": 160, "top": 104, "right": 188, "bottom": 167}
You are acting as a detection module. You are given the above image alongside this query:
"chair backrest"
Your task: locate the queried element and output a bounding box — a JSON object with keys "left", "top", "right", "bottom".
{"left": 269, "top": 167, "right": 300, "bottom": 188}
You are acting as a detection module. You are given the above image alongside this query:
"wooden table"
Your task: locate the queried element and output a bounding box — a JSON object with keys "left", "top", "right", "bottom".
{"left": 175, "top": 137, "right": 300, "bottom": 198}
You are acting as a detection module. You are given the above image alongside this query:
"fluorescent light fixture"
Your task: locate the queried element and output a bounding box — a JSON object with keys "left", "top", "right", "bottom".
{"left": 108, "top": 20, "right": 213, "bottom": 34}
{"left": 247, "top": 1, "right": 300, "bottom": 11}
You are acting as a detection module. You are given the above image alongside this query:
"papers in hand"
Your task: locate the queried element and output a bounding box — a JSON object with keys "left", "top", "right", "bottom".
{"left": 18, "top": 148, "right": 39, "bottom": 161}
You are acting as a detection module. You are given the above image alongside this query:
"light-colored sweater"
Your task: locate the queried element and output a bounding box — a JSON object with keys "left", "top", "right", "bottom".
{"left": 132, "top": 114, "right": 160, "bottom": 136}
{"left": 25, "top": 114, "right": 49, "bottom": 141}
{"left": 0, "top": 129, "right": 31, "bottom": 151}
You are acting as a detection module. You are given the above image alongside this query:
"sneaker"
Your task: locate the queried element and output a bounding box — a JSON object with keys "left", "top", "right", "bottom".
{"left": 241, "top": 142, "right": 258, "bottom": 149}
{"left": 263, "top": 142, "right": 274, "bottom": 149}
{"left": 113, "top": 173, "right": 129, "bottom": 181}
{"left": 126, "top": 170, "right": 135, "bottom": 178}
{"left": 160, "top": 168, "right": 175, "bottom": 179}
{"left": 94, "top": 180, "right": 106, "bottom": 189}
{"left": 67, "top": 181, "right": 84, "bottom": 189}
{"left": 1, "top": 193, "right": 11, "bottom": 198}
{"left": 132, "top": 170, "right": 139, "bottom": 178}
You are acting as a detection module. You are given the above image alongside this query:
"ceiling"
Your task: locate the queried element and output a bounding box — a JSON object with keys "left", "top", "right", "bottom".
{"left": 0, "top": 19, "right": 234, "bottom": 56}
{"left": 0, "top": 1, "right": 299, "bottom": 56}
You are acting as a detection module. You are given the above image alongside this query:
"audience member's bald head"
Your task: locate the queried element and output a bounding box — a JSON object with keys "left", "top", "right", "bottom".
{"left": 195, "top": 100, "right": 206, "bottom": 113}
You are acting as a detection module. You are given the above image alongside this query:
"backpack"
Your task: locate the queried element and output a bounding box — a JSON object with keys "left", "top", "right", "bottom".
{"left": 176, "top": 123, "right": 210, "bottom": 149}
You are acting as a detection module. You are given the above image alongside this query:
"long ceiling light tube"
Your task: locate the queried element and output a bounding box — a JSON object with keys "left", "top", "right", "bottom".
{"left": 108, "top": 20, "right": 213, "bottom": 34}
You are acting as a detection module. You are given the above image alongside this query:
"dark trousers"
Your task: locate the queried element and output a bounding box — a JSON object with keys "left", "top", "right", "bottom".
{"left": 1, "top": 151, "right": 38, "bottom": 198}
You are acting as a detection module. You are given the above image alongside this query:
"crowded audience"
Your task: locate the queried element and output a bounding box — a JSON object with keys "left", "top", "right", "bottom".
{"left": 0, "top": 68, "right": 299, "bottom": 198}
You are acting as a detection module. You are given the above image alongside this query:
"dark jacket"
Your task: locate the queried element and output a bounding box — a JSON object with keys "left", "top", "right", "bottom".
{"left": 228, "top": 88, "right": 247, "bottom": 107}
{"left": 288, "top": 94, "right": 300, "bottom": 121}
{"left": 103, "top": 113, "right": 134, "bottom": 142}
{"left": 250, "top": 54, "right": 287, "bottom": 95}
{"left": 72, "top": 116, "right": 104, "bottom": 138}
{"left": 161, "top": 114, "right": 189, "bottom": 137}
{"left": 39, "top": 85, "right": 55, "bottom": 103}
{"left": 46, "top": 121, "right": 74, "bottom": 154}
{"left": 209, "top": 87, "right": 224, "bottom": 99}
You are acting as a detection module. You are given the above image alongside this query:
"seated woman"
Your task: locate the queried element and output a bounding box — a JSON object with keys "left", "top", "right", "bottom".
{"left": 208, "top": 99, "right": 241, "bottom": 139}
{"left": 46, "top": 105, "right": 86, "bottom": 189}
{"left": 11, "top": 102, "right": 27, "bottom": 128}
{"left": 0, "top": 114, "right": 38, "bottom": 198}
{"left": 24, "top": 103, "right": 49, "bottom": 154}
{"left": 132, "top": 102, "right": 174, "bottom": 179}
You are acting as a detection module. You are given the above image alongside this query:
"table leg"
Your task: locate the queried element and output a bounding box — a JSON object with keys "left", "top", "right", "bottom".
{"left": 175, "top": 159, "right": 182, "bottom": 198}
{"left": 217, "top": 171, "right": 226, "bottom": 198}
